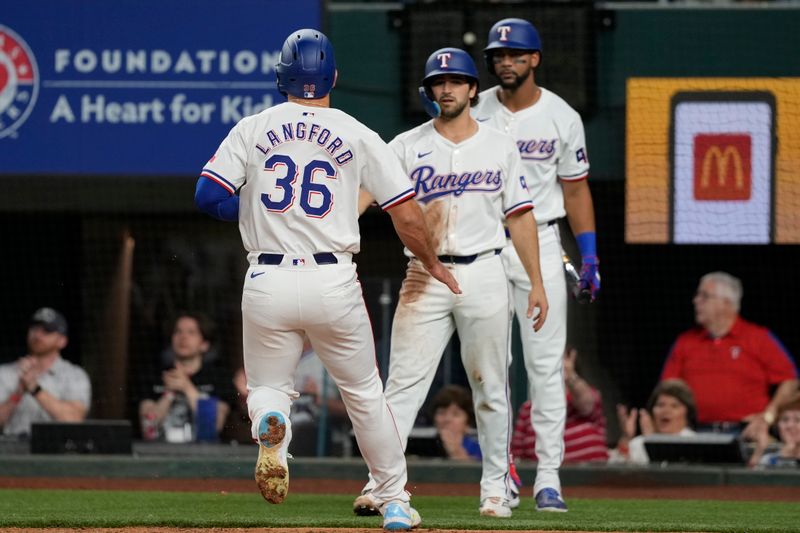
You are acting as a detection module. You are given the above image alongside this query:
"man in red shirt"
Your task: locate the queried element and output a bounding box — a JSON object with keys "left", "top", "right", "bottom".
{"left": 661, "top": 271, "right": 798, "bottom": 464}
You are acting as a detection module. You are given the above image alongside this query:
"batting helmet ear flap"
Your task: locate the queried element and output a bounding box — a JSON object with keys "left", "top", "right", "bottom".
{"left": 418, "top": 86, "right": 441, "bottom": 119}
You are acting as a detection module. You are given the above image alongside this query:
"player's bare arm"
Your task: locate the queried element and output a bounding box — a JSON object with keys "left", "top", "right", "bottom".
{"left": 563, "top": 179, "right": 600, "bottom": 303}
{"left": 506, "top": 209, "right": 548, "bottom": 331}
{"left": 386, "top": 199, "right": 461, "bottom": 295}
{"left": 357, "top": 189, "right": 375, "bottom": 216}
{"left": 562, "top": 179, "right": 595, "bottom": 236}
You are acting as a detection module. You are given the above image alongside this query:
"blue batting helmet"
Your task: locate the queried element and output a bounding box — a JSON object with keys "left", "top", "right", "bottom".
{"left": 419, "top": 48, "right": 479, "bottom": 119}
{"left": 483, "top": 18, "right": 542, "bottom": 75}
{"left": 422, "top": 47, "right": 479, "bottom": 86}
{"left": 275, "top": 29, "right": 336, "bottom": 99}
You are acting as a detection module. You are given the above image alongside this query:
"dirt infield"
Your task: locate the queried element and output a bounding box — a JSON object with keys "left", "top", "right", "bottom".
{"left": 2, "top": 476, "right": 799, "bottom": 501}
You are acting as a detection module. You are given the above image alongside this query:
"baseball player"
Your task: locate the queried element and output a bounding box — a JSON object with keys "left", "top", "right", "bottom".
{"left": 472, "top": 18, "right": 601, "bottom": 512}
{"left": 194, "top": 29, "right": 460, "bottom": 532}
{"left": 356, "top": 47, "right": 548, "bottom": 519}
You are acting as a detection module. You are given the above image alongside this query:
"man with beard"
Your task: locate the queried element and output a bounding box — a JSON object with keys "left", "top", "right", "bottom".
{"left": 472, "top": 18, "right": 600, "bottom": 512}
{"left": 355, "top": 47, "right": 548, "bottom": 519}
{"left": 0, "top": 308, "right": 91, "bottom": 436}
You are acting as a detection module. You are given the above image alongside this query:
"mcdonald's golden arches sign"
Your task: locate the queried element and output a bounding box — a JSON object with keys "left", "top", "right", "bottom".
{"left": 626, "top": 79, "right": 800, "bottom": 244}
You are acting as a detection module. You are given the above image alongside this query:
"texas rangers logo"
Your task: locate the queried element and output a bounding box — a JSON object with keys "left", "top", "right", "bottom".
{"left": 518, "top": 138, "right": 557, "bottom": 161}
{"left": 410, "top": 165, "right": 503, "bottom": 203}
{"left": 0, "top": 25, "right": 39, "bottom": 139}
{"left": 437, "top": 52, "right": 451, "bottom": 68}
{"left": 497, "top": 26, "right": 513, "bottom": 41}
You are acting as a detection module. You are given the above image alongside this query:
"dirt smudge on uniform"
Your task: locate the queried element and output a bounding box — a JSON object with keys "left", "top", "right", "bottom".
{"left": 396, "top": 201, "right": 447, "bottom": 307}
{"left": 398, "top": 263, "right": 431, "bottom": 306}
{"left": 423, "top": 200, "right": 446, "bottom": 252}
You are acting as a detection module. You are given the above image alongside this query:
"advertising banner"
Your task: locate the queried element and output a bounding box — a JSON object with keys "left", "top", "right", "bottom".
{"left": 0, "top": 0, "right": 320, "bottom": 175}
{"left": 626, "top": 78, "right": 800, "bottom": 244}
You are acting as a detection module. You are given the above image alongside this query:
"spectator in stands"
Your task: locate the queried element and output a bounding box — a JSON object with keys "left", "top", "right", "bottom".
{"left": 288, "top": 339, "right": 349, "bottom": 456}
{"left": 138, "top": 312, "right": 234, "bottom": 442}
{"left": 430, "top": 384, "right": 481, "bottom": 461}
{"left": 759, "top": 398, "right": 800, "bottom": 468}
{"left": 0, "top": 308, "right": 91, "bottom": 437}
{"left": 611, "top": 379, "right": 696, "bottom": 464}
{"left": 512, "top": 347, "right": 608, "bottom": 463}
{"left": 660, "top": 272, "right": 798, "bottom": 464}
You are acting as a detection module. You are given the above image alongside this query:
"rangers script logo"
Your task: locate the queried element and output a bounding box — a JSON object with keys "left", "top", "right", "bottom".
{"left": 0, "top": 25, "right": 39, "bottom": 139}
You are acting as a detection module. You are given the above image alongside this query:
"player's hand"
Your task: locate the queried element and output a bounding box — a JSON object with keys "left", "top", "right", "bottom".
{"left": 578, "top": 257, "right": 600, "bottom": 303}
{"left": 427, "top": 261, "right": 461, "bottom": 295}
{"left": 526, "top": 284, "right": 548, "bottom": 332}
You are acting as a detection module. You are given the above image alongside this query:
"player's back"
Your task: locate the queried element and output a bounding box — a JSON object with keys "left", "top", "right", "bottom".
{"left": 233, "top": 102, "right": 372, "bottom": 261}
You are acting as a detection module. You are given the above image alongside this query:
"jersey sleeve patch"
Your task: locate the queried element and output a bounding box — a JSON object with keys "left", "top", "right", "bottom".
{"left": 380, "top": 189, "right": 416, "bottom": 210}
{"left": 200, "top": 168, "right": 236, "bottom": 194}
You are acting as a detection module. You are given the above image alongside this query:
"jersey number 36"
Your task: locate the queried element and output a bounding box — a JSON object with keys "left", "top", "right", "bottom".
{"left": 261, "top": 154, "right": 336, "bottom": 218}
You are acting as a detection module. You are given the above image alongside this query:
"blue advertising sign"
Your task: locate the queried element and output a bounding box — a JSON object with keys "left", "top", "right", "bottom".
{"left": 0, "top": 0, "right": 320, "bottom": 175}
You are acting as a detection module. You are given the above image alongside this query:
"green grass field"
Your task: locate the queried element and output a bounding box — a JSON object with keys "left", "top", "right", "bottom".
{"left": 1, "top": 489, "right": 799, "bottom": 532}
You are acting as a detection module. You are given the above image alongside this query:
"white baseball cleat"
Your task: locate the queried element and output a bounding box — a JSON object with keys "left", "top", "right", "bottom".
{"left": 479, "top": 496, "right": 512, "bottom": 517}
{"left": 254, "top": 412, "right": 291, "bottom": 504}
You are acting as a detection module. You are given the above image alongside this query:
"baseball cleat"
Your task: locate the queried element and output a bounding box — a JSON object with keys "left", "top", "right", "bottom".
{"left": 381, "top": 501, "right": 420, "bottom": 531}
{"left": 535, "top": 488, "right": 568, "bottom": 512}
{"left": 479, "top": 496, "right": 512, "bottom": 518}
{"left": 353, "top": 490, "right": 381, "bottom": 516}
{"left": 254, "top": 411, "right": 290, "bottom": 504}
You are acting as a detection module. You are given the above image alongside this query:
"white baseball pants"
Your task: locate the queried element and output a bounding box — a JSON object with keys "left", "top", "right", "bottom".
{"left": 502, "top": 224, "right": 567, "bottom": 495}
{"left": 371, "top": 253, "right": 516, "bottom": 502}
{"left": 242, "top": 256, "right": 408, "bottom": 505}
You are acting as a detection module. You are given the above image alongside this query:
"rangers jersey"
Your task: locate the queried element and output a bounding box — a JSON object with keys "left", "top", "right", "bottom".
{"left": 389, "top": 121, "right": 533, "bottom": 256}
{"left": 202, "top": 102, "right": 414, "bottom": 263}
{"left": 472, "top": 87, "right": 590, "bottom": 224}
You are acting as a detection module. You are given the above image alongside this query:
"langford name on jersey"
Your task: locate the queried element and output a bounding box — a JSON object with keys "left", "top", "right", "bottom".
{"left": 254, "top": 120, "right": 354, "bottom": 166}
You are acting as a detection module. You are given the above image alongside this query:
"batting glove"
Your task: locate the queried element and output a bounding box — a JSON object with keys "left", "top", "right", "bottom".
{"left": 578, "top": 257, "right": 600, "bottom": 303}
{"left": 575, "top": 231, "right": 600, "bottom": 303}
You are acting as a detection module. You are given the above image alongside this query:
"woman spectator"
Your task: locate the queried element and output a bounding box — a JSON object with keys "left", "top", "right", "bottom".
{"left": 759, "top": 399, "right": 800, "bottom": 467}
{"left": 612, "top": 379, "right": 696, "bottom": 464}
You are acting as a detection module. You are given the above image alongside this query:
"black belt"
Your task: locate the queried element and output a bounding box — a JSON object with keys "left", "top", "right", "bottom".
{"left": 258, "top": 252, "right": 338, "bottom": 265}
{"left": 504, "top": 219, "right": 556, "bottom": 238}
{"left": 438, "top": 249, "right": 501, "bottom": 265}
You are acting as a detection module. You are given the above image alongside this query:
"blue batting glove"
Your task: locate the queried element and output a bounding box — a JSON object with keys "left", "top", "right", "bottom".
{"left": 578, "top": 256, "right": 600, "bottom": 303}
{"left": 575, "top": 231, "right": 600, "bottom": 303}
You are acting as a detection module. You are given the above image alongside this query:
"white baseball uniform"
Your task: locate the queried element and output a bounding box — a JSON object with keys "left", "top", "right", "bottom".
{"left": 472, "top": 86, "right": 590, "bottom": 495}
{"left": 363, "top": 120, "right": 533, "bottom": 503}
{"left": 201, "top": 101, "right": 417, "bottom": 505}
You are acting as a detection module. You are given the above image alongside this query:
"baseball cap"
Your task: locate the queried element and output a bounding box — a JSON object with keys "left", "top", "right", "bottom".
{"left": 30, "top": 307, "right": 68, "bottom": 336}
